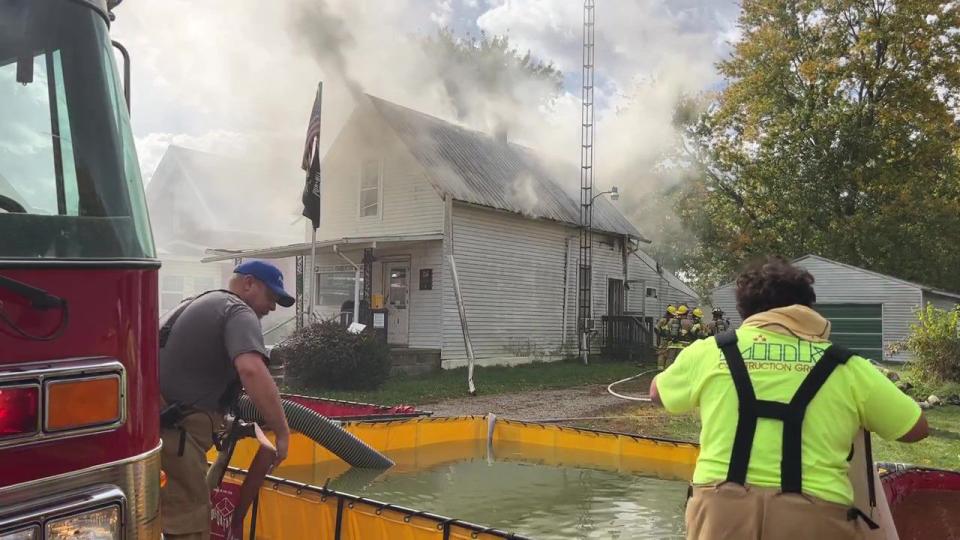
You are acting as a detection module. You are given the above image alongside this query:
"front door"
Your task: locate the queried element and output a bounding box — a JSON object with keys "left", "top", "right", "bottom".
{"left": 384, "top": 262, "right": 410, "bottom": 345}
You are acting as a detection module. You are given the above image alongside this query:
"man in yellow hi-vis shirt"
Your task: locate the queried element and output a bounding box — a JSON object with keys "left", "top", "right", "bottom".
{"left": 650, "top": 256, "right": 928, "bottom": 540}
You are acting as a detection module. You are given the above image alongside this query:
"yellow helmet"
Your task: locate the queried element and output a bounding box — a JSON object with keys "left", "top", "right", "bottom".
{"left": 676, "top": 304, "right": 689, "bottom": 315}
{"left": 693, "top": 307, "right": 704, "bottom": 319}
{"left": 666, "top": 304, "right": 677, "bottom": 315}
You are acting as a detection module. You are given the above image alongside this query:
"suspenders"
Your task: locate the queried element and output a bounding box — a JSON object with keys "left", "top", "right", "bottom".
{"left": 713, "top": 330, "right": 879, "bottom": 529}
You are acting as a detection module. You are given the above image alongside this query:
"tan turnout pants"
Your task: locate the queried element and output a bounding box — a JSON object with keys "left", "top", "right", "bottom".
{"left": 160, "top": 412, "right": 222, "bottom": 539}
{"left": 686, "top": 483, "right": 866, "bottom": 540}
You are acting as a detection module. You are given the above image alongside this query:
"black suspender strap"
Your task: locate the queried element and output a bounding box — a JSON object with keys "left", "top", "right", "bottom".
{"left": 863, "top": 429, "right": 877, "bottom": 509}
{"left": 159, "top": 296, "right": 199, "bottom": 349}
{"left": 715, "top": 330, "right": 854, "bottom": 494}
{"left": 781, "top": 345, "right": 853, "bottom": 492}
{"left": 715, "top": 330, "right": 756, "bottom": 486}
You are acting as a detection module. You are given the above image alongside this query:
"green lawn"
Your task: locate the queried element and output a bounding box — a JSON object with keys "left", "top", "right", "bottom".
{"left": 283, "top": 359, "right": 644, "bottom": 405}
{"left": 283, "top": 358, "right": 960, "bottom": 471}
{"left": 872, "top": 407, "right": 960, "bottom": 470}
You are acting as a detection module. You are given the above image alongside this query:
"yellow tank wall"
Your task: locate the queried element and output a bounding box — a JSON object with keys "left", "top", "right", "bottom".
{"left": 215, "top": 416, "right": 699, "bottom": 539}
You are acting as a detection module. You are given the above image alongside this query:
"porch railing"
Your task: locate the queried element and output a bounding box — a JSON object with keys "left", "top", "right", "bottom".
{"left": 600, "top": 315, "right": 655, "bottom": 361}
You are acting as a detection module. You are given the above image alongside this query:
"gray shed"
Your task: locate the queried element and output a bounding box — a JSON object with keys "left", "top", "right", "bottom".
{"left": 710, "top": 254, "right": 960, "bottom": 363}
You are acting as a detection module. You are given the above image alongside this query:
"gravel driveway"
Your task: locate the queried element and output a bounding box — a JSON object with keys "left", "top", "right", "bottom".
{"left": 422, "top": 384, "right": 632, "bottom": 421}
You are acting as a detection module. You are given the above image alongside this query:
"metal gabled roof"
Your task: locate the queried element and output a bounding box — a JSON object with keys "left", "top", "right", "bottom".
{"left": 367, "top": 95, "right": 644, "bottom": 240}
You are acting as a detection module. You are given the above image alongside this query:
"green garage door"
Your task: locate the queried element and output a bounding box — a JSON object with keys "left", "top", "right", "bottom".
{"left": 814, "top": 303, "right": 883, "bottom": 360}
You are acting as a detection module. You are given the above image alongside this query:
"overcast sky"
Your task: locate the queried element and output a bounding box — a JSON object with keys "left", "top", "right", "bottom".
{"left": 112, "top": 0, "right": 741, "bottom": 194}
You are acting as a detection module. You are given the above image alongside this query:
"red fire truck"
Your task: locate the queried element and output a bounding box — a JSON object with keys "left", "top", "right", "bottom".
{"left": 0, "top": 0, "right": 161, "bottom": 538}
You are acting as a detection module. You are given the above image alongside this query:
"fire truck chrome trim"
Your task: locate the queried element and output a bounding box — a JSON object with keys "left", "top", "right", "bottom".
{"left": 0, "top": 442, "right": 160, "bottom": 495}
{"left": 0, "top": 359, "right": 126, "bottom": 450}
{"left": 0, "top": 443, "right": 161, "bottom": 539}
{"left": 0, "top": 486, "right": 125, "bottom": 535}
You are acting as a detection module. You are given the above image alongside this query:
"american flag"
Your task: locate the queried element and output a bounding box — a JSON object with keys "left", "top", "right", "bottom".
{"left": 301, "top": 82, "right": 322, "bottom": 230}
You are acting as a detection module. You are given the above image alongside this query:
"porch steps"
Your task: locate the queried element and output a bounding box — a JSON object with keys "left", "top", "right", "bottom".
{"left": 390, "top": 347, "right": 441, "bottom": 377}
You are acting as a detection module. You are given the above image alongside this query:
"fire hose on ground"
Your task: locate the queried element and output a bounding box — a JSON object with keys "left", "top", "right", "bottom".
{"left": 606, "top": 368, "right": 661, "bottom": 402}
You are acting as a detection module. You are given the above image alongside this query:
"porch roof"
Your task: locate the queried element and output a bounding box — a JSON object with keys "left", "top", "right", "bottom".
{"left": 201, "top": 233, "right": 444, "bottom": 262}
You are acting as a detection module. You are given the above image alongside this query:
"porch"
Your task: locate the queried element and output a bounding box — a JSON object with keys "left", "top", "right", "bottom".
{"left": 203, "top": 233, "right": 445, "bottom": 351}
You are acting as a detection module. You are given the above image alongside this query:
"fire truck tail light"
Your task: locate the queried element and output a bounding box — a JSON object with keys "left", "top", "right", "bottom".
{"left": 45, "top": 376, "right": 121, "bottom": 432}
{"left": 0, "top": 385, "right": 40, "bottom": 439}
{"left": 45, "top": 506, "right": 120, "bottom": 540}
{"left": 0, "top": 526, "right": 38, "bottom": 540}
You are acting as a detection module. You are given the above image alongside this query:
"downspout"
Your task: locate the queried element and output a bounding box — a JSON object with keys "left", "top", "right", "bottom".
{"left": 333, "top": 245, "right": 361, "bottom": 325}
{"left": 444, "top": 195, "right": 476, "bottom": 395}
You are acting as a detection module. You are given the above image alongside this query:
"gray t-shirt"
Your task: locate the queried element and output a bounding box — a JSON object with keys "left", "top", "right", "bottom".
{"left": 159, "top": 290, "right": 267, "bottom": 413}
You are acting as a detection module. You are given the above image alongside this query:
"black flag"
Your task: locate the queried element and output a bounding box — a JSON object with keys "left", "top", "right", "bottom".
{"left": 301, "top": 83, "right": 322, "bottom": 230}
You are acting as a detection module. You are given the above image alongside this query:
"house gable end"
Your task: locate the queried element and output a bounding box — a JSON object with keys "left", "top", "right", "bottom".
{"left": 314, "top": 100, "right": 444, "bottom": 242}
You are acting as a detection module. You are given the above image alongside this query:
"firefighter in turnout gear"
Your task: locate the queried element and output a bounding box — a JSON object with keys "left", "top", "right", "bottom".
{"left": 708, "top": 307, "right": 730, "bottom": 336}
{"left": 655, "top": 305, "right": 677, "bottom": 369}
{"left": 677, "top": 304, "right": 697, "bottom": 344}
{"left": 690, "top": 307, "right": 708, "bottom": 340}
{"left": 656, "top": 304, "right": 687, "bottom": 369}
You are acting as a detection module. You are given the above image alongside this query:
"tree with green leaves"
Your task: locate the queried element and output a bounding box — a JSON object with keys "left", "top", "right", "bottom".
{"left": 669, "top": 0, "right": 960, "bottom": 295}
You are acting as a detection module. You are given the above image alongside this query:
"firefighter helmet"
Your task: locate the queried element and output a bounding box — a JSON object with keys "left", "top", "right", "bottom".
{"left": 676, "top": 304, "right": 689, "bottom": 316}
{"left": 712, "top": 307, "right": 724, "bottom": 317}
{"left": 666, "top": 304, "right": 677, "bottom": 315}
{"left": 692, "top": 307, "right": 703, "bottom": 319}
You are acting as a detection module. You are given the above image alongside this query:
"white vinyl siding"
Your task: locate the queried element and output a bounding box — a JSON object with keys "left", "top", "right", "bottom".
{"left": 591, "top": 235, "right": 625, "bottom": 320}
{"left": 358, "top": 159, "right": 382, "bottom": 218}
{"left": 442, "top": 204, "right": 573, "bottom": 367}
{"left": 408, "top": 242, "right": 443, "bottom": 349}
{"left": 317, "top": 108, "right": 443, "bottom": 240}
{"left": 626, "top": 251, "right": 698, "bottom": 318}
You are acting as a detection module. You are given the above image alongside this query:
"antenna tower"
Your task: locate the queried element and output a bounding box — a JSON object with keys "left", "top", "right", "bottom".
{"left": 577, "top": 0, "right": 596, "bottom": 365}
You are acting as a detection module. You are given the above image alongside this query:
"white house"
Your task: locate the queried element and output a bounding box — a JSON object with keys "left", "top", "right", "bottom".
{"left": 204, "top": 95, "right": 698, "bottom": 368}
{"left": 710, "top": 254, "right": 960, "bottom": 363}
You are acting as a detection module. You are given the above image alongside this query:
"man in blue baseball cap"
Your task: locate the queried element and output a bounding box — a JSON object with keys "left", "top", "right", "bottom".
{"left": 157, "top": 259, "right": 292, "bottom": 539}
{"left": 232, "top": 260, "right": 296, "bottom": 317}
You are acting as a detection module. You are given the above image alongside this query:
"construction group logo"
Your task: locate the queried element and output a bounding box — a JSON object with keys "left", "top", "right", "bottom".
{"left": 716, "top": 335, "right": 829, "bottom": 374}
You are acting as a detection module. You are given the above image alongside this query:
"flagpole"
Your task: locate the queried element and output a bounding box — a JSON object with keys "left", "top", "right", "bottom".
{"left": 308, "top": 227, "right": 316, "bottom": 322}
{"left": 303, "top": 82, "right": 322, "bottom": 325}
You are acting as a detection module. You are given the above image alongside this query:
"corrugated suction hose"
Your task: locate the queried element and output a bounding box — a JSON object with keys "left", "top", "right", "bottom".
{"left": 236, "top": 395, "right": 394, "bottom": 469}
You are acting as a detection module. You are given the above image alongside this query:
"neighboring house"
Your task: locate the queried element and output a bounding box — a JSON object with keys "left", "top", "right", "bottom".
{"left": 627, "top": 249, "right": 700, "bottom": 317}
{"left": 146, "top": 145, "right": 301, "bottom": 333}
{"left": 711, "top": 254, "right": 960, "bottom": 363}
{"left": 204, "top": 95, "right": 697, "bottom": 368}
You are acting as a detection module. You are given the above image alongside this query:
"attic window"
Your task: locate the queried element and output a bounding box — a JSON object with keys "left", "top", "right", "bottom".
{"left": 646, "top": 287, "right": 658, "bottom": 299}
{"left": 359, "top": 159, "right": 381, "bottom": 218}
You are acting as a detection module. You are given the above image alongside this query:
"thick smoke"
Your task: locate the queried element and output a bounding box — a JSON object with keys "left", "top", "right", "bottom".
{"left": 112, "top": 0, "right": 739, "bottom": 246}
